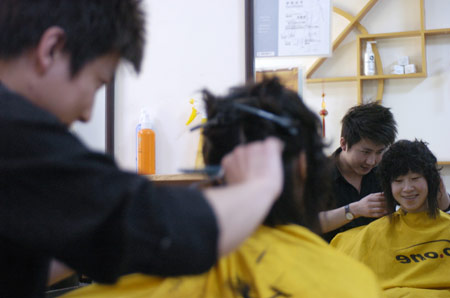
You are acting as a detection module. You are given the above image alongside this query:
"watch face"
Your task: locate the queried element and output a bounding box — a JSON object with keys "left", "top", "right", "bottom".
{"left": 345, "top": 212, "right": 354, "bottom": 220}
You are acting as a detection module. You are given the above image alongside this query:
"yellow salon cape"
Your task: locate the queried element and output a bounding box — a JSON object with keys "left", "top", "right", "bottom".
{"left": 331, "top": 210, "right": 450, "bottom": 298}
{"left": 63, "top": 225, "right": 383, "bottom": 298}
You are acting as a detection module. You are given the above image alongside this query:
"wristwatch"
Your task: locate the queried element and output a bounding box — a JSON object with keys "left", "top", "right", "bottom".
{"left": 345, "top": 204, "right": 354, "bottom": 221}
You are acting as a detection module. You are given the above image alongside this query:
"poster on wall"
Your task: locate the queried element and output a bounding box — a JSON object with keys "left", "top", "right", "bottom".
{"left": 254, "top": 0, "right": 331, "bottom": 57}
{"left": 255, "top": 68, "right": 303, "bottom": 97}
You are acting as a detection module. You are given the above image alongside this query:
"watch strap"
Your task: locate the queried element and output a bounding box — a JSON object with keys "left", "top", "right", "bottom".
{"left": 345, "top": 204, "right": 354, "bottom": 220}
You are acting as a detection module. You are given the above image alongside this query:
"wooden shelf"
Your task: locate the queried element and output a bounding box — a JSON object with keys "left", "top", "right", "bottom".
{"left": 146, "top": 173, "right": 207, "bottom": 186}
{"left": 425, "top": 28, "right": 450, "bottom": 36}
{"left": 307, "top": 72, "right": 428, "bottom": 83}
{"left": 359, "top": 31, "right": 422, "bottom": 39}
{"left": 359, "top": 73, "right": 427, "bottom": 80}
{"left": 307, "top": 76, "right": 357, "bottom": 83}
{"left": 438, "top": 162, "right": 450, "bottom": 166}
{"left": 355, "top": 31, "right": 427, "bottom": 103}
{"left": 305, "top": 0, "right": 450, "bottom": 104}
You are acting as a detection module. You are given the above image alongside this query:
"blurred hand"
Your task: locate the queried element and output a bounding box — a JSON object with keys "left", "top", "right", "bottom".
{"left": 353, "top": 192, "right": 387, "bottom": 218}
{"left": 221, "top": 137, "right": 284, "bottom": 198}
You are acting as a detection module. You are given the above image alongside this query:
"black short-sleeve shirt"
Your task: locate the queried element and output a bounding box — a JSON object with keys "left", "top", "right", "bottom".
{"left": 323, "top": 148, "right": 381, "bottom": 242}
{"left": 0, "top": 82, "right": 219, "bottom": 297}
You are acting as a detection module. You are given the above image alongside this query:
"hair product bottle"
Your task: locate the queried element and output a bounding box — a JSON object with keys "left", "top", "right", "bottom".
{"left": 137, "top": 110, "right": 155, "bottom": 175}
{"left": 364, "top": 41, "right": 376, "bottom": 76}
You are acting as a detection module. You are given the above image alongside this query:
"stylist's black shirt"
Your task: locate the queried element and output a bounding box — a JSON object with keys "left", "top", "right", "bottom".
{"left": 0, "top": 82, "right": 218, "bottom": 298}
{"left": 323, "top": 148, "right": 381, "bottom": 242}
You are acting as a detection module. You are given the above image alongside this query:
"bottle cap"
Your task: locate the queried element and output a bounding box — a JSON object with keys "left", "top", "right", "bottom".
{"left": 139, "top": 108, "right": 153, "bottom": 129}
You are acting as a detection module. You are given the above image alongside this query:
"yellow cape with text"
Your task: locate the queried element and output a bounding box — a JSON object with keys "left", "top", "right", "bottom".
{"left": 64, "top": 225, "right": 383, "bottom": 298}
{"left": 331, "top": 210, "right": 450, "bottom": 298}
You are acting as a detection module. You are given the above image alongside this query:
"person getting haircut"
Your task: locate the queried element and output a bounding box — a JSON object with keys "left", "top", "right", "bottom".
{"left": 332, "top": 140, "right": 450, "bottom": 298}
{"left": 378, "top": 139, "right": 440, "bottom": 219}
{"left": 201, "top": 77, "right": 332, "bottom": 233}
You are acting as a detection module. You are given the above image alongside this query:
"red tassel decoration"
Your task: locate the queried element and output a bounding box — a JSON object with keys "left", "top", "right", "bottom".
{"left": 319, "top": 90, "right": 328, "bottom": 138}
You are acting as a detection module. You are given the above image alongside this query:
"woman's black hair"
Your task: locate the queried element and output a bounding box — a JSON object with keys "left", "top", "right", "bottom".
{"left": 378, "top": 139, "right": 440, "bottom": 218}
{"left": 201, "top": 77, "right": 332, "bottom": 233}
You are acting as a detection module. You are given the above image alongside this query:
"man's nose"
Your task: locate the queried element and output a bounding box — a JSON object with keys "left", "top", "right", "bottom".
{"left": 366, "top": 154, "right": 377, "bottom": 166}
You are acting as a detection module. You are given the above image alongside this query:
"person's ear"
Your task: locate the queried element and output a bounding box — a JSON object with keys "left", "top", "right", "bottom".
{"left": 35, "top": 26, "right": 66, "bottom": 74}
{"left": 340, "top": 137, "right": 347, "bottom": 151}
{"left": 297, "top": 151, "right": 307, "bottom": 181}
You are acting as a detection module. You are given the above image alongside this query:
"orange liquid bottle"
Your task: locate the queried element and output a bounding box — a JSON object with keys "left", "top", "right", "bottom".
{"left": 137, "top": 119, "right": 155, "bottom": 175}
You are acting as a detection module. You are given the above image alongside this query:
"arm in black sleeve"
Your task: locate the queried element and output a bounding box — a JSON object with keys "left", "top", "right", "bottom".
{"left": 0, "top": 121, "right": 218, "bottom": 283}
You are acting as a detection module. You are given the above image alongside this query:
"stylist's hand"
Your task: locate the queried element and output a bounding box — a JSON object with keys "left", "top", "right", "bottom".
{"left": 221, "top": 137, "right": 284, "bottom": 198}
{"left": 353, "top": 192, "right": 387, "bottom": 218}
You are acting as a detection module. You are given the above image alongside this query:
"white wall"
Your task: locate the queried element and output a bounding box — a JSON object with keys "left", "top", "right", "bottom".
{"left": 71, "top": 86, "right": 106, "bottom": 152}
{"left": 114, "top": 0, "right": 246, "bottom": 174}
{"left": 256, "top": 0, "right": 450, "bottom": 188}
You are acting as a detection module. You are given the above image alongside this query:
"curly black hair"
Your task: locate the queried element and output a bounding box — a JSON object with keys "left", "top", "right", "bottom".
{"left": 378, "top": 139, "right": 440, "bottom": 218}
{"left": 201, "top": 77, "right": 332, "bottom": 234}
{"left": 341, "top": 102, "right": 397, "bottom": 149}
{"left": 0, "top": 0, "right": 145, "bottom": 75}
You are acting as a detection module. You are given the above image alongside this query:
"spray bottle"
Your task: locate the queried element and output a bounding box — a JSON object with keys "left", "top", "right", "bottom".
{"left": 364, "top": 41, "right": 377, "bottom": 76}
{"left": 186, "top": 98, "right": 206, "bottom": 169}
{"left": 137, "top": 109, "right": 155, "bottom": 175}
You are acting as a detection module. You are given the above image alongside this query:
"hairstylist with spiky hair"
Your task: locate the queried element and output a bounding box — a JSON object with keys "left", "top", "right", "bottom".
{"left": 320, "top": 103, "right": 397, "bottom": 241}
{"left": 0, "top": 1, "right": 284, "bottom": 296}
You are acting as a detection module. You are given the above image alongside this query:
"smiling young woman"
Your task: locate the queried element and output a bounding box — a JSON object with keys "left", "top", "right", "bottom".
{"left": 391, "top": 171, "right": 429, "bottom": 214}
{"left": 331, "top": 140, "right": 450, "bottom": 298}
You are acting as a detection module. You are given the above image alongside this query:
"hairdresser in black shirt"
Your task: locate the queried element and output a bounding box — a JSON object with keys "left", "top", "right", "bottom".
{"left": 0, "top": 1, "right": 284, "bottom": 297}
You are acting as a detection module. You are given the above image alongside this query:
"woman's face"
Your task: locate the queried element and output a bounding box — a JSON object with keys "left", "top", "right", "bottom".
{"left": 391, "top": 171, "right": 428, "bottom": 213}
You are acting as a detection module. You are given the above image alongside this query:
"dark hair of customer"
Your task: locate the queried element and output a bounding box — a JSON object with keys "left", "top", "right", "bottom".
{"left": 201, "top": 77, "right": 332, "bottom": 234}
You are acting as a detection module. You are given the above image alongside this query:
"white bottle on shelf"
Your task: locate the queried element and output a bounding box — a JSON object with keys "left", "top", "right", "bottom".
{"left": 364, "top": 41, "right": 376, "bottom": 76}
